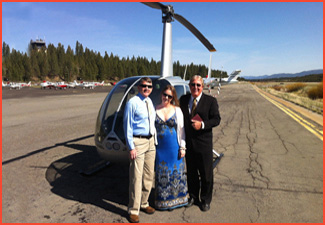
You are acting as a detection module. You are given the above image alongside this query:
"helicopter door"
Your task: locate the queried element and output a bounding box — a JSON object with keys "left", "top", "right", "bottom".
{"left": 95, "top": 77, "right": 140, "bottom": 144}
{"left": 113, "top": 78, "right": 170, "bottom": 142}
{"left": 113, "top": 85, "right": 139, "bottom": 142}
{"left": 148, "top": 79, "right": 170, "bottom": 106}
{"left": 174, "top": 85, "right": 187, "bottom": 100}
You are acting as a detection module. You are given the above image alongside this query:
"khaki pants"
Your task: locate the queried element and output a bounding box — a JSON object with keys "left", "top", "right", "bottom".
{"left": 128, "top": 136, "right": 156, "bottom": 215}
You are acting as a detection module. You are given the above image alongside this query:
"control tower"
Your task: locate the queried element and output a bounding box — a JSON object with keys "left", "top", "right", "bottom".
{"left": 30, "top": 38, "right": 46, "bottom": 50}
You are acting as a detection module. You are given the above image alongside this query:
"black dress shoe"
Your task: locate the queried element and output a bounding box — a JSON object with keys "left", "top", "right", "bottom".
{"left": 185, "top": 197, "right": 195, "bottom": 208}
{"left": 200, "top": 203, "right": 210, "bottom": 212}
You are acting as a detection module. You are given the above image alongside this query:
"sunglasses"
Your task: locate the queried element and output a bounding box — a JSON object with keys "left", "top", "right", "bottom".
{"left": 163, "top": 93, "right": 173, "bottom": 99}
{"left": 140, "top": 84, "right": 153, "bottom": 89}
{"left": 190, "top": 83, "right": 202, "bottom": 87}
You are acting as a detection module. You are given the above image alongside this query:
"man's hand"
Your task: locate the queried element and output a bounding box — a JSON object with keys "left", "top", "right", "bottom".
{"left": 178, "top": 149, "right": 186, "bottom": 158}
{"left": 191, "top": 120, "right": 202, "bottom": 130}
{"left": 129, "top": 149, "right": 137, "bottom": 160}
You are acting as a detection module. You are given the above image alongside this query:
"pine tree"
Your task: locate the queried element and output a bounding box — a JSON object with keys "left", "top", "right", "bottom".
{"left": 2, "top": 42, "right": 10, "bottom": 61}
{"left": 47, "top": 44, "right": 60, "bottom": 77}
{"left": 37, "top": 47, "right": 50, "bottom": 80}
{"left": 22, "top": 53, "right": 32, "bottom": 81}
{"left": 30, "top": 49, "right": 41, "bottom": 79}
{"left": 57, "top": 43, "right": 66, "bottom": 80}
{"left": 65, "top": 45, "right": 74, "bottom": 81}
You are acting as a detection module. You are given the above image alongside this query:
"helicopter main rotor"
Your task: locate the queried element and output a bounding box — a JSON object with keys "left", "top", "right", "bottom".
{"left": 142, "top": 2, "right": 216, "bottom": 52}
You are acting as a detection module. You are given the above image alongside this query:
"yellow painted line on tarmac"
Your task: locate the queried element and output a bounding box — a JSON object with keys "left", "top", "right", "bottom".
{"left": 263, "top": 93, "right": 323, "bottom": 134}
{"left": 254, "top": 86, "right": 323, "bottom": 141}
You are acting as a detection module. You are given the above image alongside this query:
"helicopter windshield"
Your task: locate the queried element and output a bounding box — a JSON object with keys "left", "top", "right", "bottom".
{"left": 112, "top": 78, "right": 170, "bottom": 142}
{"left": 148, "top": 78, "right": 170, "bottom": 106}
{"left": 97, "top": 76, "right": 171, "bottom": 144}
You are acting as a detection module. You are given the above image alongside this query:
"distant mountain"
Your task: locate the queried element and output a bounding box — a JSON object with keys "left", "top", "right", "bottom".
{"left": 243, "top": 69, "right": 323, "bottom": 80}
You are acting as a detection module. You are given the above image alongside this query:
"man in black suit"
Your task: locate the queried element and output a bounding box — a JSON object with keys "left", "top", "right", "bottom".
{"left": 180, "top": 75, "right": 221, "bottom": 212}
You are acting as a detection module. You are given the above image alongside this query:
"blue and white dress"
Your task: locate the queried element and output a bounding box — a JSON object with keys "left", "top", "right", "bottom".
{"left": 155, "top": 112, "right": 188, "bottom": 210}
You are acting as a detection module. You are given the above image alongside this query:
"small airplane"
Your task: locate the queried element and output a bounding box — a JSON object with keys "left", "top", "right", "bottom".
{"left": 81, "top": 81, "right": 96, "bottom": 89}
{"left": 40, "top": 81, "right": 56, "bottom": 89}
{"left": 108, "top": 81, "right": 117, "bottom": 86}
{"left": 204, "top": 69, "right": 242, "bottom": 90}
{"left": 67, "top": 80, "right": 80, "bottom": 88}
{"left": 3, "top": 81, "right": 31, "bottom": 90}
{"left": 94, "top": 81, "right": 105, "bottom": 86}
{"left": 223, "top": 69, "right": 242, "bottom": 83}
{"left": 55, "top": 81, "right": 68, "bottom": 89}
{"left": 93, "top": 2, "right": 221, "bottom": 167}
{"left": 80, "top": 81, "right": 104, "bottom": 89}
{"left": 40, "top": 81, "right": 70, "bottom": 89}
{"left": 204, "top": 70, "right": 242, "bottom": 89}
{"left": 203, "top": 54, "right": 242, "bottom": 89}
{"left": 2, "top": 81, "right": 10, "bottom": 87}
{"left": 20, "top": 81, "right": 32, "bottom": 87}
{"left": 9, "top": 83, "right": 22, "bottom": 90}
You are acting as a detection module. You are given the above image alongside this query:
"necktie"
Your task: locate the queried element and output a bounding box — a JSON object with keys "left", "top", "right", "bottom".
{"left": 146, "top": 99, "right": 153, "bottom": 135}
{"left": 191, "top": 98, "right": 197, "bottom": 118}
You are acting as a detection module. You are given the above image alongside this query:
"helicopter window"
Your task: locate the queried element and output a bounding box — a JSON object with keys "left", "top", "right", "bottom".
{"left": 185, "top": 85, "right": 190, "bottom": 94}
{"left": 113, "top": 85, "right": 140, "bottom": 142}
{"left": 174, "top": 85, "right": 185, "bottom": 100}
{"left": 113, "top": 77, "right": 165, "bottom": 142}
{"left": 105, "top": 84, "right": 129, "bottom": 121}
{"left": 98, "top": 78, "right": 141, "bottom": 139}
{"left": 97, "top": 76, "right": 168, "bottom": 143}
{"left": 149, "top": 79, "right": 170, "bottom": 106}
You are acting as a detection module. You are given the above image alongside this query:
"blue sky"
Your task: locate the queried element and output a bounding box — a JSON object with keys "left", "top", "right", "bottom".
{"left": 2, "top": 2, "right": 323, "bottom": 77}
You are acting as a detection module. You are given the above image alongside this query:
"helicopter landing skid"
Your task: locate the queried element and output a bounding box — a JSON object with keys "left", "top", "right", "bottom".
{"left": 80, "top": 160, "right": 110, "bottom": 176}
{"left": 213, "top": 149, "right": 224, "bottom": 169}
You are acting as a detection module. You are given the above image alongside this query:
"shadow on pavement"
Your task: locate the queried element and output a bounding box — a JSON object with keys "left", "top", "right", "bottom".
{"left": 45, "top": 142, "right": 135, "bottom": 220}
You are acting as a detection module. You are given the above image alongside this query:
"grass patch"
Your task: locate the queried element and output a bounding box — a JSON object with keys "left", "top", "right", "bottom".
{"left": 271, "top": 85, "right": 282, "bottom": 91}
{"left": 307, "top": 82, "right": 323, "bottom": 99}
{"left": 253, "top": 82, "right": 323, "bottom": 115}
{"left": 285, "top": 83, "right": 306, "bottom": 92}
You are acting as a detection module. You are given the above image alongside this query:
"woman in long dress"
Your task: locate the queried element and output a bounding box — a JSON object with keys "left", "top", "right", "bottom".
{"left": 154, "top": 85, "right": 188, "bottom": 210}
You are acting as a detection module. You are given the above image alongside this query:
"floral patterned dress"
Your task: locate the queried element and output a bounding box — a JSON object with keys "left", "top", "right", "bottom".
{"left": 154, "top": 112, "right": 188, "bottom": 210}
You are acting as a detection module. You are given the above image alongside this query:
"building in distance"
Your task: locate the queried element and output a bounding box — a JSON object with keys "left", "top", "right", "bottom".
{"left": 30, "top": 38, "right": 46, "bottom": 51}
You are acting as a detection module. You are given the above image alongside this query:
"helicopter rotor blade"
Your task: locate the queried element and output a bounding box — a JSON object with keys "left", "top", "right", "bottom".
{"left": 141, "top": 2, "right": 167, "bottom": 11}
{"left": 174, "top": 13, "right": 216, "bottom": 52}
{"left": 142, "top": 2, "right": 216, "bottom": 52}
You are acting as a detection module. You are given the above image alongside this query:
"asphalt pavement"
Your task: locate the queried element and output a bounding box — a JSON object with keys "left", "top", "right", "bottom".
{"left": 2, "top": 83, "right": 323, "bottom": 223}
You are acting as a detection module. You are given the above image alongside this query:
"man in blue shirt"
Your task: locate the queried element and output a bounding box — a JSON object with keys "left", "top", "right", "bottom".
{"left": 123, "top": 77, "right": 156, "bottom": 223}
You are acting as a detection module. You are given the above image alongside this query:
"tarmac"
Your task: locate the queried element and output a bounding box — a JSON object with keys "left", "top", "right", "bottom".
{"left": 2, "top": 83, "right": 323, "bottom": 223}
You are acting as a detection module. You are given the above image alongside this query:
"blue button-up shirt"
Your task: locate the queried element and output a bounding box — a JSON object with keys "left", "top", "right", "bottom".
{"left": 123, "top": 93, "right": 155, "bottom": 150}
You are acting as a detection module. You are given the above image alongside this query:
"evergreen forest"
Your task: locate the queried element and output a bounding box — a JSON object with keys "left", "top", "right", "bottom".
{"left": 2, "top": 41, "right": 227, "bottom": 82}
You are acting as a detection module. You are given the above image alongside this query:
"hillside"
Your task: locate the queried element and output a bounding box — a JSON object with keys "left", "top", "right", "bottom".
{"left": 243, "top": 69, "right": 323, "bottom": 80}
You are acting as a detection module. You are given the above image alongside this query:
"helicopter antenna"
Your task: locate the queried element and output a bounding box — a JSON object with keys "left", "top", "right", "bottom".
{"left": 207, "top": 53, "right": 212, "bottom": 79}
{"left": 183, "top": 64, "right": 188, "bottom": 80}
{"left": 142, "top": 2, "right": 216, "bottom": 78}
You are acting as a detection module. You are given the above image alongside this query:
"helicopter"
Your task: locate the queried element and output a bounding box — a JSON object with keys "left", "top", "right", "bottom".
{"left": 94, "top": 2, "right": 218, "bottom": 165}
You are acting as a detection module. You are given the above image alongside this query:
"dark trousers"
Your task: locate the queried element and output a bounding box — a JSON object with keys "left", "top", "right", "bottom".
{"left": 185, "top": 149, "right": 213, "bottom": 204}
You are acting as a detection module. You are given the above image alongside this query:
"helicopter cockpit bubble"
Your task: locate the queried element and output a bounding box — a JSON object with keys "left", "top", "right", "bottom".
{"left": 95, "top": 76, "right": 173, "bottom": 163}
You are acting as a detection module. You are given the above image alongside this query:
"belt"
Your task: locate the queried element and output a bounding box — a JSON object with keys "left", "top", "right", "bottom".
{"left": 134, "top": 135, "right": 152, "bottom": 139}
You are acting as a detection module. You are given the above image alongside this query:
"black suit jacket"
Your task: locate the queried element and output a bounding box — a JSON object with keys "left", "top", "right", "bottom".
{"left": 180, "top": 93, "right": 221, "bottom": 153}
